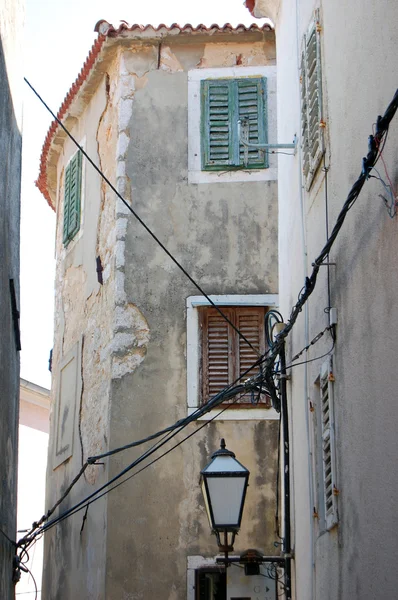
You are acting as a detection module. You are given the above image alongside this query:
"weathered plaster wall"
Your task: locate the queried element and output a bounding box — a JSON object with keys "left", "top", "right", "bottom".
{"left": 255, "top": 0, "right": 398, "bottom": 598}
{"left": 43, "top": 62, "right": 120, "bottom": 599}
{"left": 104, "top": 38, "right": 279, "bottom": 600}
{"left": 44, "top": 31, "right": 279, "bottom": 600}
{"left": 0, "top": 1, "right": 23, "bottom": 597}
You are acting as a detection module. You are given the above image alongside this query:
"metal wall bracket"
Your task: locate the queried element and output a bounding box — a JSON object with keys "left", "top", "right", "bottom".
{"left": 238, "top": 119, "right": 297, "bottom": 166}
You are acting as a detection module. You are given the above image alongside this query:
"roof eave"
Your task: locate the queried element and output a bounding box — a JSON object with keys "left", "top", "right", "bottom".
{"left": 38, "top": 22, "right": 274, "bottom": 209}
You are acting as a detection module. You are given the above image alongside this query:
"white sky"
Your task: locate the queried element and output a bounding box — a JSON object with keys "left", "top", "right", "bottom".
{"left": 20, "top": 0, "right": 267, "bottom": 389}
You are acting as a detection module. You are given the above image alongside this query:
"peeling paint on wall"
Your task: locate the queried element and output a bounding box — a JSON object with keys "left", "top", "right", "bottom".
{"left": 110, "top": 51, "right": 151, "bottom": 381}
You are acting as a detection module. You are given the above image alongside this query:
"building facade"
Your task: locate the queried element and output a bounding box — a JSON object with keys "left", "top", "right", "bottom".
{"left": 246, "top": 1, "right": 398, "bottom": 599}
{"left": 0, "top": 1, "right": 23, "bottom": 597}
{"left": 38, "top": 24, "right": 282, "bottom": 599}
{"left": 18, "top": 379, "right": 50, "bottom": 600}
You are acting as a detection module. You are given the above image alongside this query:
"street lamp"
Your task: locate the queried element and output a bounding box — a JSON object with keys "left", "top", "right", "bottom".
{"left": 200, "top": 439, "right": 250, "bottom": 563}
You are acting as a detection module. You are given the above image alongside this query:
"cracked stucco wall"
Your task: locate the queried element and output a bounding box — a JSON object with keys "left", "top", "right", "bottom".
{"left": 44, "top": 56, "right": 123, "bottom": 600}
{"left": 45, "top": 32, "right": 279, "bottom": 600}
{"left": 104, "top": 36, "right": 279, "bottom": 600}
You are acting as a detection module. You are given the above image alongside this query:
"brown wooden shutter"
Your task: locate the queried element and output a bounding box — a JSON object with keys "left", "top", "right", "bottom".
{"left": 200, "top": 306, "right": 269, "bottom": 407}
{"left": 201, "top": 307, "right": 234, "bottom": 403}
{"left": 235, "top": 307, "right": 268, "bottom": 405}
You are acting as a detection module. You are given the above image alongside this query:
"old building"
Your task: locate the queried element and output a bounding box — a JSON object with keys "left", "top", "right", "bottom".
{"left": 246, "top": 1, "right": 398, "bottom": 599}
{"left": 37, "top": 23, "right": 282, "bottom": 599}
{"left": 0, "top": 0, "right": 23, "bottom": 597}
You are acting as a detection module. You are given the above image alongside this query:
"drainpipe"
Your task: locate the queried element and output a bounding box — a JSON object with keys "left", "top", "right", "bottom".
{"left": 279, "top": 342, "right": 292, "bottom": 600}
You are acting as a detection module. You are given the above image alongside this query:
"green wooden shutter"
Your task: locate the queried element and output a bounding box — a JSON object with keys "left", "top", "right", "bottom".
{"left": 63, "top": 162, "right": 71, "bottom": 244}
{"left": 237, "top": 77, "right": 268, "bottom": 168}
{"left": 201, "top": 77, "right": 268, "bottom": 171}
{"left": 201, "top": 79, "right": 233, "bottom": 170}
{"left": 63, "top": 151, "right": 82, "bottom": 246}
{"left": 300, "top": 52, "right": 311, "bottom": 180}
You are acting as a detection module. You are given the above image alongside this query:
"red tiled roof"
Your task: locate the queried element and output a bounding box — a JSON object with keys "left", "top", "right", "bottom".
{"left": 37, "top": 22, "right": 273, "bottom": 209}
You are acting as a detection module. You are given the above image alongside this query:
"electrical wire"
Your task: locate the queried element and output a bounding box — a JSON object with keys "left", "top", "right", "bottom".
{"left": 24, "top": 78, "right": 259, "bottom": 358}
{"left": 262, "top": 89, "right": 398, "bottom": 397}
{"left": 370, "top": 167, "right": 396, "bottom": 218}
{"left": 290, "top": 325, "right": 333, "bottom": 362}
{"left": 21, "top": 81, "right": 398, "bottom": 581}
{"left": 280, "top": 339, "right": 335, "bottom": 372}
{"left": 373, "top": 123, "right": 397, "bottom": 203}
{"left": 88, "top": 349, "right": 268, "bottom": 463}
{"left": 18, "top": 353, "right": 270, "bottom": 549}
{"left": 31, "top": 387, "right": 252, "bottom": 539}
{"left": 20, "top": 352, "right": 268, "bottom": 542}
{"left": 0, "top": 527, "right": 16, "bottom": 547}
{"left": 21, "top": 566, "right": 38, "bottom": 600}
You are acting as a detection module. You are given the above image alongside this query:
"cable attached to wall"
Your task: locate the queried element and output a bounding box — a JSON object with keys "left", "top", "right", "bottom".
{"left": 263, "top": 88, "right": 398, "bottom": 402}
{"left": 17, "top": 352, "right": 271, "bottom": 551}
{"left": 19, "top": 82, "right": 398, "bottom": 585}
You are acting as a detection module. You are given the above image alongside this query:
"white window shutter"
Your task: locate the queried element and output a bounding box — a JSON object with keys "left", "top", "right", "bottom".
{"left": 301, "top": 11, "right": 324, "bottom": 189}
{"left": 320, "top": 358, "right": 338, "bottom": 529}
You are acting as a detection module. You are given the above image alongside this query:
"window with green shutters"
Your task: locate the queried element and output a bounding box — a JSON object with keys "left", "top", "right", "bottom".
{"left": 300, "top": 11, "right": 324, "bottom": 189}
{"left": 201, "top": 77, "right": 268, "bottom": 171}
{"left": 63, "top": 150, "right": 82, "bottom": 246}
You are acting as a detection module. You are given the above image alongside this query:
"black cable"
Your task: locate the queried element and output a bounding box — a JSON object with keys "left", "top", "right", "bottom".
{"left": 88, "top": 349, "right": 268, "bottom": 463}
{"left": 18, "top": 353, "right": 270, "bottom": 546}
{"left": 0, "top": 527, "right": 16, "bottom": 547}
{"left": 37, "top": 388, "right": 250, "bottom": 537}
{"left": 282, "top": 339, "right": 335, "bottom": 372}
{"left": 263, "top": 89, "right": 398, "bottom": 388}
{"left": 24, "top": 78, "right": 259, "bottom": 358}
{"left": 290, "top": 324, "right": 333, "bottom": 362}
{"left": 22, "top": 566, "right": 38, "bottom": 600}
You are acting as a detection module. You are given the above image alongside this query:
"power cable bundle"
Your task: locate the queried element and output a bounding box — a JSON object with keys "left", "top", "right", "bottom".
{"left": 18, "top": 79, "right": 398, "bottom": 580}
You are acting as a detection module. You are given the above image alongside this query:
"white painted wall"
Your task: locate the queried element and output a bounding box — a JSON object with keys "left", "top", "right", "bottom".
{"left": 249, "top": 0, "right": 398, "bottom": 598}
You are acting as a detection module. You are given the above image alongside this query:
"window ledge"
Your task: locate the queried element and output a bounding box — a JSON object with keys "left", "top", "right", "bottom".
{"left": 187, "top": 407, "right": 280, "bottom": 421}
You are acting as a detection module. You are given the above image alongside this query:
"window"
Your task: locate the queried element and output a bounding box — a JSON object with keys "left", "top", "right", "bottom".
{"left": 187, "top": 556, "right": 276, "bottom": 600}
{"left": 201, "top": 77, "right": 268, "bottom": 171}
{"left": 186, "top": 295, "right": 279, "bottom": 419}
{"left": 63, "top": 150, "right": 82, "bottom": 246}
{"left": 200, "top": 306, "right": 269, "bottom": 407}
{"left": 315, "top": 358, "right": 338, "bottom": 529}
{"left": 300, "top": 11, "right": 323, "bottom": 189}
{"left": 195, "top": 568, "right": 226, "bottom": 600}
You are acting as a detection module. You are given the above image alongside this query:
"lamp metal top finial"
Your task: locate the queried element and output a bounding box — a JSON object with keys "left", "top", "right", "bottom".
{"left": 211, "top": 438, "right": 236, "bottom": 459}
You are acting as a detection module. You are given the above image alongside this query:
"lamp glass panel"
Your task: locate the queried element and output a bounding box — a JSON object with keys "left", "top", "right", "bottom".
{"left": 202, "top": 455, "right": 247, "bottom": 474}
{"left": 201, "top": 479, "right": 213, "bottom": 529}
{"left": 206, "top": 476, "right": 246, "bottom": 527}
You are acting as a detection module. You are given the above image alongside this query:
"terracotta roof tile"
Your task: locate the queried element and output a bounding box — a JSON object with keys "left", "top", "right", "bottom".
{"left": 37, "top": 22, "right": 273, "bottom": 209}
